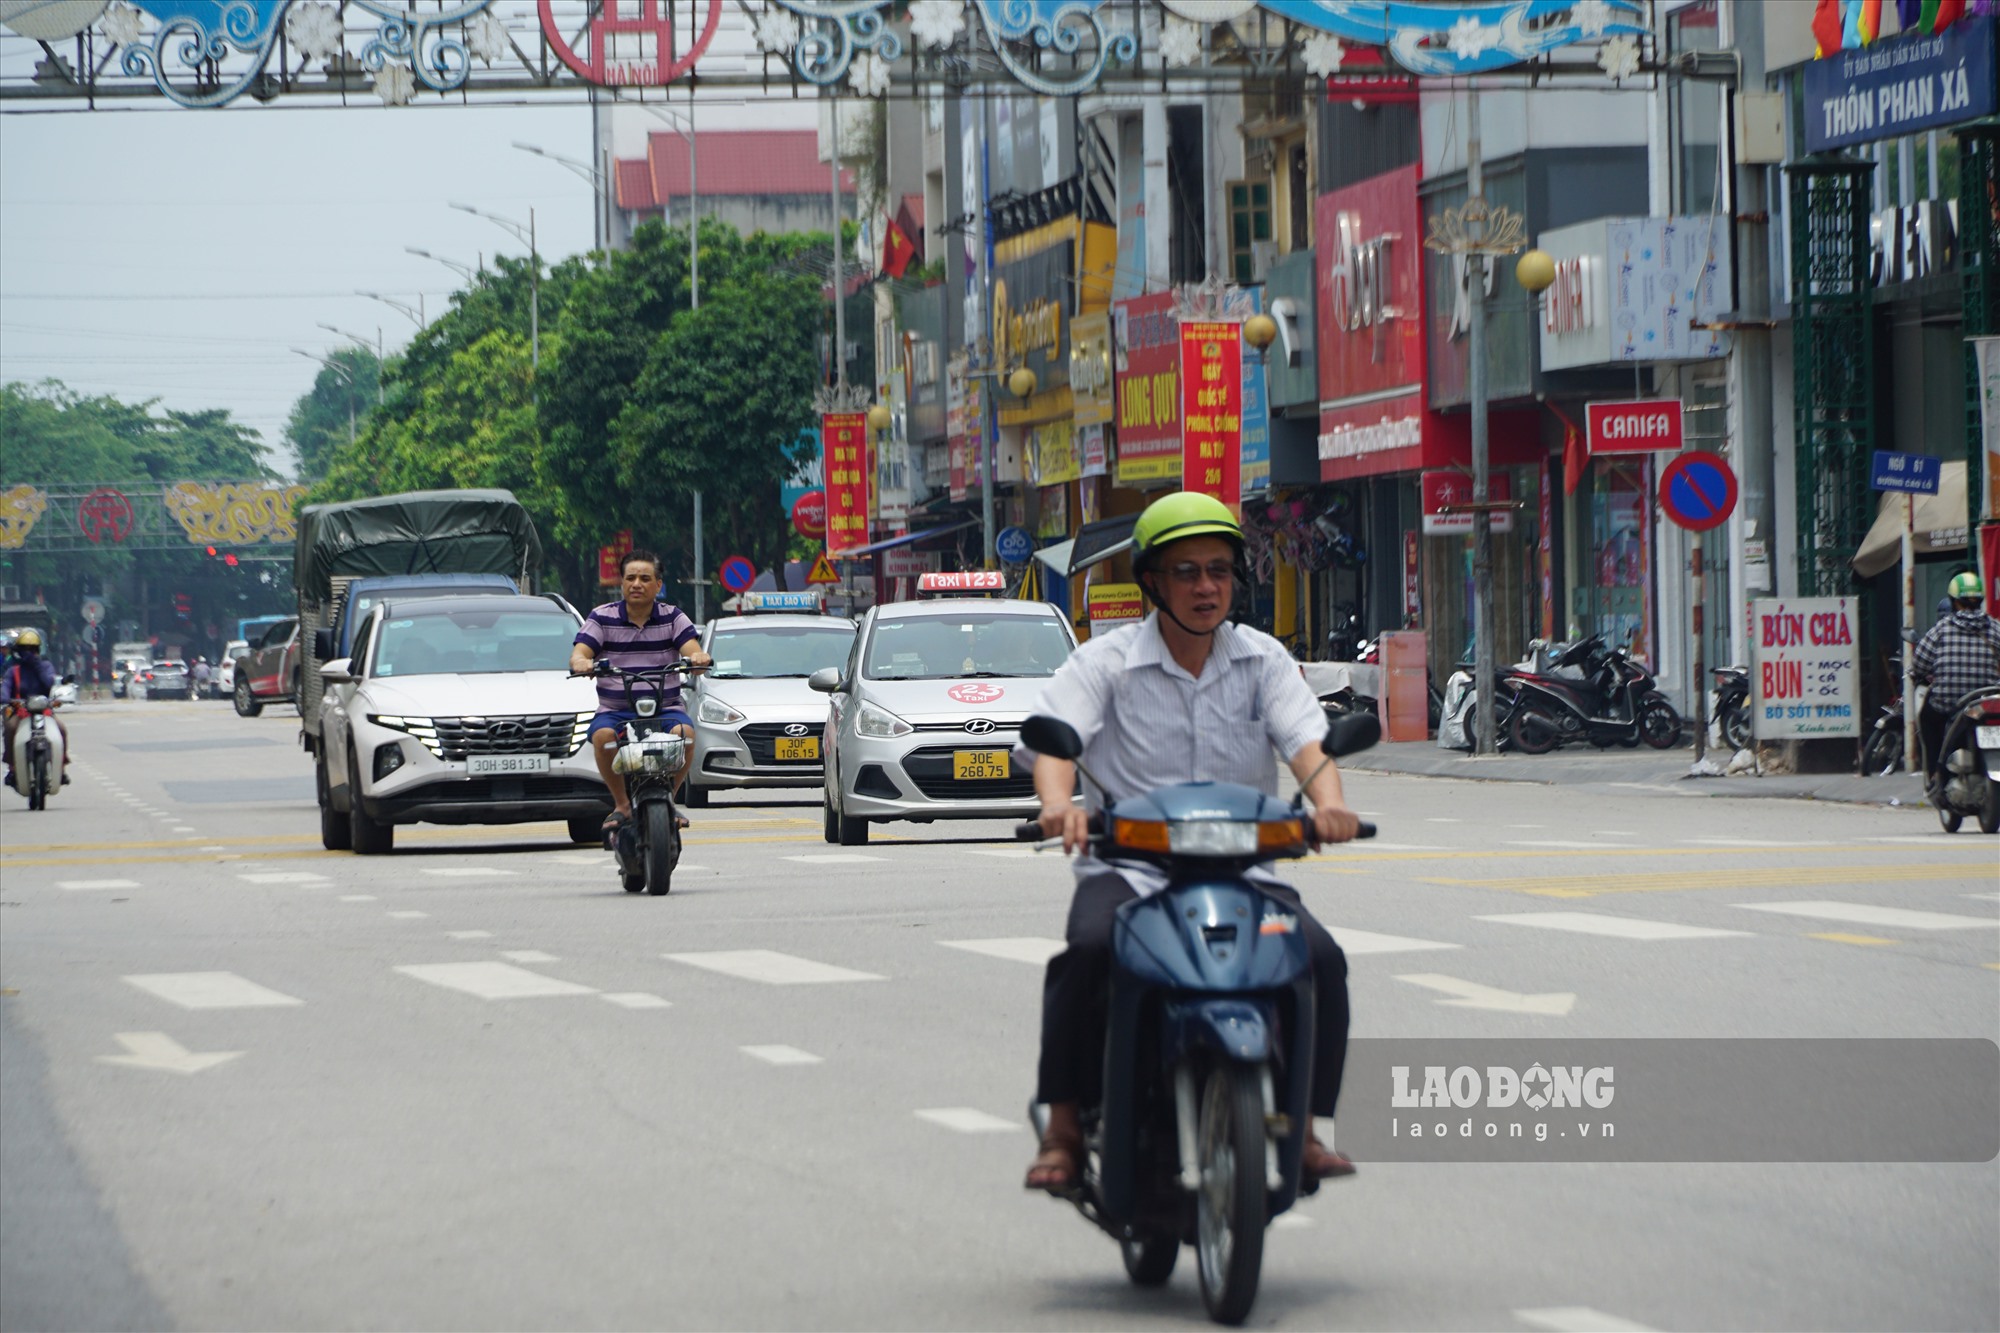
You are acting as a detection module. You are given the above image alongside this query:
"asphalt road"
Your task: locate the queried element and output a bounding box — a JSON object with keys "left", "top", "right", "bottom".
{"left": 2, "top": 697, "right": 1996, "bottom": 1332}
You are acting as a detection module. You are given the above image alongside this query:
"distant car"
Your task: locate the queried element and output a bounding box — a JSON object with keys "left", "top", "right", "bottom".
{"left": 111, "top": 656, "right": 149, "bottom": 699}
{"left": 685, "top": 597, "right": 857, "bottom": 807}
{"left": 145, "top": 659, "right": 192, "bottom": 700}
{"left": 216, "top": 640, "right": 248, "bottom": 695}
{"left": 233, "top": 619, "right": 299, "bottom": 716}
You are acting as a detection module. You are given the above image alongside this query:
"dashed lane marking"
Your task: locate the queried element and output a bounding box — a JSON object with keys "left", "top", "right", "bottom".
{"left": 125, "top": 972, "right": 304, "bottom": 1010}
{"left": 601, "top": 992, "right": 671, "bottom": 1009}
{"left": 387, "top": 910, "right": 430, "bottom": 920}
{"left": 446, "top": 929, "right": 493, "bottom": 939}
{"left": 940, "top": 938, "right": 1065, "bottom": 965}
{"left": 781, "top": 853, "right": 887, "bottom": 864}
{"left": 1808, "top": 932, "right": 1901, "bottom": 947}
{"left": 1736, "top": 901, "right": 1999, "bottom": 932}
{"left": 500, "top": 950, "right": 558, "bottom": 963}
{"left": 59, "top": 879, "right": 138, "bottom": 891}
{"left": 966, "top": 848, "right": 1041, "bottom": 858}
{"left": 1477, "top": 913, "right": 1751, "bottom": 941}
{"left": 1515, "top": 1308, "right": 1658, "bottom": 1332}
{"left": 237, "top": 872, "right": 329, "bottom": 885}
{"left": 742, "top": 1045, "right": 823, "bottom": 1066}
{"left": 1327, "top": 926, "right": 1463, "bottom": 956}
{"left": 915, "top": 1108, "right": 1018, "bottom": 1133}
{"left": 421, "top": 867, "right": 520, "bottom": 878}
{"left": 1427, "top": 862, "right": 1990, "bottom": 898}
{"left": 338, "top": 895, "right": 377, "bottom": 902}
{"left": 395, "top": 962, "right": 596, "bottom": 1000}
{"left": 663, "top": 950, "right": 885, "bottom": 985}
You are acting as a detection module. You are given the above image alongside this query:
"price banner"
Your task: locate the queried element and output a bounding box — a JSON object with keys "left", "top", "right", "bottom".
{"left": 822, "top": 412, "right": 870, "bottom": 557}
{"left": 1749, "top": 596, "right": 1859, "bottom": 739}
{"left": 1179, "top": 320, "right": 1242, "bottom": 509}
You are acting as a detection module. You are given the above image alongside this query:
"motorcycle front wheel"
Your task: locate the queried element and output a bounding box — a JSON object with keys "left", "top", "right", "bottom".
{"left": 1509, "top": 705, "right": 1562, "bottom": 756}
{"left": 642, "top": 801, "right": 679, "bottom": 895}
{"left": 27, "top": 747, "right": 46, "bottom": 811}
{"left": 1195, "top": 1062, "right": 1267, "bottom": 1326}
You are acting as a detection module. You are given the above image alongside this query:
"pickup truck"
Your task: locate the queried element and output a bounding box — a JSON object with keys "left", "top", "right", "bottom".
{"left": 232, "top": 617, "right": 300, "bottom": 716}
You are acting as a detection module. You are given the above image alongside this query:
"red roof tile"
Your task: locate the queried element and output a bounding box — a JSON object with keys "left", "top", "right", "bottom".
{"left": 615, "top": 158, "right": 656, "bottom": 211}
{"left": 646, "top": 129, "right": 854, "bottom": 205}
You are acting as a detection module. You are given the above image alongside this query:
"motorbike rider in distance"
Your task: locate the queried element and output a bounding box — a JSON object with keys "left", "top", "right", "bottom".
{"left": 1020, "top": 491, "right": 1364, "bottom": 1194}
{"left": 1913, "top": 571, "right": 2000, "bottom": 790}
{"left": 0, "top": 629, "right": 67, "bottom": 786}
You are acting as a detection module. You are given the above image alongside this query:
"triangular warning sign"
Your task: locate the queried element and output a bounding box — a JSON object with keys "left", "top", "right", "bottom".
{"left": 806, "top": 550, "right": 840, "bottom": 585}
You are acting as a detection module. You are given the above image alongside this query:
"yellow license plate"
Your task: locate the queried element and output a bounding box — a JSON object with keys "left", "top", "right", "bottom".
{"left": 773, "top": 736, "right": 820, "bottom": 761}
{"left": 953, "top": 748, "right": 1012, "bottom": 781}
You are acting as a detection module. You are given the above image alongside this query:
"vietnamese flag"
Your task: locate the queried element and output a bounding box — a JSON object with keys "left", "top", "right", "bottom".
{"left": 1562, "top": 424, "right": 1587, "bottom": 497}
{"left": 1813, "top": 0, "right": 1845, "bottom": 52}
{"left": 882, "top": 218, "right": 916, "bottom": 280}
{"left": 1927, "top": 0, "right": 1966, "bottom": 31}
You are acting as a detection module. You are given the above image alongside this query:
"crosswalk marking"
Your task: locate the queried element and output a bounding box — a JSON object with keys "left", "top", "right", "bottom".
{"left": 395, "top": 962, "right": 596, "bottom": 1000}
{"left": 601, "top": 992, "right": 671, "bottom": 1009}
{"left": 781, "top": 853, "right": 887, "bottom": 865}
{"left": 1431, "top": 862, "right": 1987, "bottom": 899}
{"left": 446, "top": 930, "right": 493, "bottom": 939}
{"left": 421, "top": 867, "right": 519, "bottom": 877}
{"left": 1515, "top": 1308, "right": 1659, "bottom": 1333}
{"left": 663, "top": 949, "right": 885, "bottom": 985}
{"left": 237, "top": 872, "right": 328, "bottom": 885}
{"left": 501, "top": 950, "right": 558, "bottom": 963}
{"left": 1328, "top": 926, "right": 1463, "bottom": 956}
{"left": 966, "top": 848, "right": 1041, "bottom": 858}
{"left": 915, "top": 1107, "right": 1017, "bottom": 1133}
{"left": 59, "top": 879, "right": 138, "bottom": 891}
{"left": 742, "top": 1045, "right": 823, "bottom": 1066}
{"left": 1736, "top": 901, "right": 2000, "bottom": 932}
{"left": 339, "top": 894, "right": 377, "bottom": 902}
{"left": 1477, "top": 913, "right": 1751, "bottom": 941}
{"left": 940, "top": 938, "right": 1065, "bottom": 965}
{"left": 125, "top": 972, "right": 304, "bottom": 1010}
{"left": 387, "top": 910, "right": 430, "bottom": 919}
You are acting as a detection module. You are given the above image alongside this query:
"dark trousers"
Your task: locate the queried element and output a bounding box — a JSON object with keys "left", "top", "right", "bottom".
{"left": 1919, "top": 705, "right": 1951, "bottom": 785}
{"left": 1037, "top": 870, "right": 1350, "bottom": 1118}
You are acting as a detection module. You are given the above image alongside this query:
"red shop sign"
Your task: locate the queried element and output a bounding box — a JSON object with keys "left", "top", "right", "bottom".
{"left": 1420, "top": 469, "right": 1514, "bottom": 535}
{"left": 822, "top": 412, "right": 871, "bottom": 556}
{"left": 1179, "top": 320, "right": 1242, "bottom": 509}
{"left": 1586, "top": 399, "right": 1684, "bottom": 455}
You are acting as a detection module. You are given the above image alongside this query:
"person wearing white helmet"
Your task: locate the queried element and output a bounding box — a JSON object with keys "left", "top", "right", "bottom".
{"left": 0, "top": 629, "right": 68, "bottom": 784}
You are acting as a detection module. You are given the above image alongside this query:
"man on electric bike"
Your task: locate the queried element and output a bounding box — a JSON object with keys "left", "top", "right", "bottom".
{"left": 1913, "top": 571, "right": 2000, "bottom": 789}
{"left": 1021, "top": 492, "right": 1364, "bottom": 1194}
{"left": 569, "top": 549, "right": 711, "bottom": 843}
{"left": 0, "top": 629, "right": 67, "bottom": 786}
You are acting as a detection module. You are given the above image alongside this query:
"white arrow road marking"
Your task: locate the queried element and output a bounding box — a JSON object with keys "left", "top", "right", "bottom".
{"left": 124, "top": 972, "right": 304, "bottom": 1010}
{"left": 1395, "top": 973, "right": 1576, "bottom": 1015}
{"left": 600, "top": 992, "right": 671, "bottom": 1009}
{"left": 1515, "top": 1307, "right": 1659, "bottom": 1332}
{"left": 940, "top": 938, "right": 1065, "bottom": 965}
{"left": 59, "top": 879, "right": 138, "bottom": 891}
{"left": 915, "top": 1107, "right": 1018, "bottom": 1133}
{"left": 663, "top": 950, "right": 884, "bottom": 985}
{"left": 1735, "top": 900, "right": 1999, "bottom": 931}
{"left": 96, "top": 1032, "right": 243, "bottom": 1075}
{"left": 742, "top": 1045, "right": 823, "bottom": 1066}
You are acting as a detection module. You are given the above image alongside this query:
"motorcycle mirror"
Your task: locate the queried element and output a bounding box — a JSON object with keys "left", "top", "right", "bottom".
{"left": 808, "top": 667, "right": 843, "bottom": 694}
{"left": 1323, "top": 712, "right": 1381, "bottom": 758}
{"left": 1020, "top": 714, "right": 1084, "bottom": 761}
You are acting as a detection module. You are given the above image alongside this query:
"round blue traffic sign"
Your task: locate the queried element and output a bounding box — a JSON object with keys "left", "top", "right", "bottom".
{"left": 995, "top": 525, "right": 1034, "bottom": 564}
{"left": 1658, "top": 450, "right": 1737, "bottom": 533}
{"left": 718, "top": 554, "right": 757, "bottom": 593}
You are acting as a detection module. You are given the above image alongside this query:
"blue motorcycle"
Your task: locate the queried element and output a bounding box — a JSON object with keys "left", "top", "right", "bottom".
{"left": 1015, "top": 712, "right": 1378, "bottom": 1325}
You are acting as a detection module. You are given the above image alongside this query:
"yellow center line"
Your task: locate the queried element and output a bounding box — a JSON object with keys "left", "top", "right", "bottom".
{"left": 1808, "top": 932, "right": 1902, "bottom": 947}
{"left": 1420, "top": 862, "right": 1992, "bottom": 898}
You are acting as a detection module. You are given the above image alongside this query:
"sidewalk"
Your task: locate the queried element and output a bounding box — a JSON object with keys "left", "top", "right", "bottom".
{"left": 1339, "top": 739, "right": 1931, "bottom": 808}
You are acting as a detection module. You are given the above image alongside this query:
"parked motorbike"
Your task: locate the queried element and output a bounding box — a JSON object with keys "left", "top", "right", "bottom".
{"left": 1927, "top": 684, "right": 2000, "bottom": 835}
{"left": 1014, "top": 711, "right": 1379, "bottom": 1326}
{"left": 7, "top": 676, "right": 74, "bottom": 810}
{"left": 1712, "top": 666, "right": 1752, "bottom": 751}
{"left": 576, "top": 661, "right": 700, "bottom": 895}
{"left": 1860, "top": 688, "right": 1918, "bottom": 776}
{"left": 1507, "top": 635, "right": 1681, "bottom": 753}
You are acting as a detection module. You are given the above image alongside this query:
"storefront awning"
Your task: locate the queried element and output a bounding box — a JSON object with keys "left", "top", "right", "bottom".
{"left": 835, "top": 518, "right": 978, "bottom": 558}
{"left": 1032, "top": 514, "right": 1138, "bottom": 577}
{"left": 1851, "top": 461, "right": 1968, "bottom": 579}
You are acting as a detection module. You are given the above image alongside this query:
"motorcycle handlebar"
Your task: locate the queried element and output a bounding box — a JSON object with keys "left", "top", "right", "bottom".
{"left": 1015, "top": 817, "right": 1378, "bottom": 841}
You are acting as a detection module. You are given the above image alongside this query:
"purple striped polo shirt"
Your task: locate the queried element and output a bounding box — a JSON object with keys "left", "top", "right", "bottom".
{"left": 575, "top": 599, "right": 700, "bottom": 711}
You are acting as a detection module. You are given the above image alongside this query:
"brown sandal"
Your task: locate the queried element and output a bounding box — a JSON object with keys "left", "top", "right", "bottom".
{"left": 1024, "top": 1131, "right": 1084, "bottom": 1194}
{"left": 1302, "top": 1137, "right": 1357, "bottom": 1180}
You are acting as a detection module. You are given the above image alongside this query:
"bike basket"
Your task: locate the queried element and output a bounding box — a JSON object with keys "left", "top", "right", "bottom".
{"left": 613, "top": 733, "right": 687, "bottom": 774}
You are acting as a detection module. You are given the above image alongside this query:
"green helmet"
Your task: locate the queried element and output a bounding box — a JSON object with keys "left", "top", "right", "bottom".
{"left": 1948, "top": 571, "right": 1984, "bottom": 602}
{"left": 1131, "top": 492, "right": 1244, "bottom": 576}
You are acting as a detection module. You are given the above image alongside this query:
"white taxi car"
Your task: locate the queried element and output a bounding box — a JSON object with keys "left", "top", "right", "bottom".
{"left": 811, "top": 572, "right": 1076, "bottom": 845}
{"left": 684, "top": 591, "right": 857, "bottom": 806}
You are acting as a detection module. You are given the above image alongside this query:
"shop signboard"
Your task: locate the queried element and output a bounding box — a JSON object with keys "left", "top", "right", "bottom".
{"left": 1420, "top": 470, "right": 1514, "bottom": 535}
{"left": 1586, "top": 399, "right": 1685, "bottom": 454}
{"left": 822, "top": 411, "right": 871, "bottom": 556}
{"left": 1115, "top": 291, "right": 1181, "bottom": 483}
{"left": 1088, "top": 582, "right": 1145, "bottom": 631}
{"left": 1316, "top": 166, "right": 1423, "bottom": 477}
{"left": 1977, "top": 336, "right": 2000, "bottom": 521}
{"left": 1749, "top": 596, "right": 1860, "bottom": 739}
{"left": 882, "top": 547, "right": 938, "bottom": 580}
{"left": 1029, "top": 420, "right": 1081, "bottom": 487}
{"left": 1239, "top": 288, "right": 1271, "bottom": 498}
{"left": 878, "top": 374, "right": 913, "bottom": 525}
{"left": 1071, "top": 311, "right": 1114, "bottom": 427}
{"left": 1538, "top": 219, "right": 1730, "bottom": 369}
{"left": 1079, "top": 423, "right": 1108, "bottom": 478}
{"left": 992, "top": 228, "right": 1072, "bottom": 395}
{"left": 1180, "top": 321, "right": 1243, "bottom": 509}
{"left": 1803, "top": 15, "right": 1996, "bottom": 154}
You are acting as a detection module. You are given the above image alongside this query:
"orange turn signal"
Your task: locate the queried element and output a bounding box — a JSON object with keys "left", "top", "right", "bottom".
{"left": 1112, "top": 818, "right": 1171, "bottom": 853}
{"left": 1257, "top": 819, "right": 1305, "bottom": 850}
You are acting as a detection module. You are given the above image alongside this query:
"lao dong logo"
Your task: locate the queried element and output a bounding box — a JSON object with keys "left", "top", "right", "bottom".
{"left": 1392, "top": 1063, "right": 1614, "bottom": 1110}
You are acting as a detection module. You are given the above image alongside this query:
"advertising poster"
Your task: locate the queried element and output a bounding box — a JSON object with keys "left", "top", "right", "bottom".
{"left": 1179, "top": 320, "right": 1243, "bottom": 508}
{"left": 1114, "top": 291, "right": 1180, "bottom": 483}
{"left": 823, "top": 411, "right": 870, "bottom": 556}
{"left": 1749, "top": 596, "right": 1860, "bottom": 739}
{"left": 1088, "top": 582, "right": 1145, "bottom": 631}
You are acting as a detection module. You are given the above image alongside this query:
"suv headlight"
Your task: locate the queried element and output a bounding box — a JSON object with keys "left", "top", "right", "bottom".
{"left": 697, "top": 694, "right": 745, "bottom": 725}
{"left": 854, "top": 700, "right": 913, "bottom": 738}
{"left": 370, "top": 714, "right": 443, "bottom": 758}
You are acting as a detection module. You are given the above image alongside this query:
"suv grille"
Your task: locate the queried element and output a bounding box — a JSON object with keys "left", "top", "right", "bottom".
{"left": 901, "top": 744, "right": 1034, "bottom": 801}
{"left": 737, "top": 721, "right": 824, "bottom": 765}
{"left": 432, "top": 714, "right": 589, "bottom": 761}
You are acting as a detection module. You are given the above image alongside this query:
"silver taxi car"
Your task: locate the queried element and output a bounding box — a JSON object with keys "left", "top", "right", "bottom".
{"left": 685, "top": 592, "right": 857, "bottom": 806}
{"left": 811, "top": 572, "right": 1076, "bottom": 845}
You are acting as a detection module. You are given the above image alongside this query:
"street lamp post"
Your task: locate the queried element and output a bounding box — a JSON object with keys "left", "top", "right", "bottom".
{"left": 513, "top": 141, "right": 606, "bottom": 251}
{"left": 450, "top": 201, "right": 538, "bottom": 370}
{"left": 358, "top": 289, "right": 425, "bottom": 328}
{"left": 404, "top": 246, "right": 478, "bottom": 283}
{"left": 291, "top": 348, "right": 357, "bottom": 447}
{"left": 316, "top": 322, "right": 385, "bottom": 403}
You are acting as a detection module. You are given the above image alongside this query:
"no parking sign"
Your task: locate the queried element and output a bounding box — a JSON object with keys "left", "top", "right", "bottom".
{"left": 1657, "top": 451, "right": 1737, "bottom": 532}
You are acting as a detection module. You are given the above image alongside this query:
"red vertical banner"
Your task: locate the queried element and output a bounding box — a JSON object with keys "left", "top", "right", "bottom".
{"left": 1539, "top": 457, "right": 1555, "bottom": 640}
{"left": 1178, "top": 321, "right": 1243, "bottom": 509}
{"left": 1402, "top": 530, "right": 1420, "bottom": 627}
{"left": 823, "top": 412, "right": 870, "bottom": 556}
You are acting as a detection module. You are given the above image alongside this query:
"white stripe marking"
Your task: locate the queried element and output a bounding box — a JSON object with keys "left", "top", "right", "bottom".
{"left": 1426, "top": 817, "right": 1461, "bottom": 823}
{"left": 1968, "top": 892, "right": 2000, "bottom": 902}
{"left": 940, "top": 937, "right": 1065, "bottom": 965}
{"left": 1478, "top": 913, "right": 1751, "bottom": 941}
{"left": 446, "top": 929, "right": 493, "bottom": 939}
{"left": 915, "top": 1107, "right": 1018, "bottom": 1133}
{"left": 124, "top": 972, "right": 304, "bottom": 1010}
{"left": 601, "top": 992, "right": 671, "bottom": 1009}
{"left": 420, "top": 867, "right": 520, "bottom": 877}
{"left": 1507, "top": 840, "right": 1618, "bottom": 849}
{"left": 501, "top": 950, "right": 558, "bottom": 963}
{"left": 1271, "top": 1212, "right": 1314, "bottom": 1230}
{"left": 548, "top": 854, "right": 611, "bottom": 866}
{"left": 1515, "top": 1307, "right": 1660, "bottom": 1333}
{"left": 742, "top": 1045, "right": 823, "bottom": 1066}
{"left": 663, "top": 950, "right": 884, "bottom": 985}
{"left": 1734, "top": 901, "right": 2000, "bottom": 931}
{"left": 781, "top": 853, "right": 887, "bottom": 864}
{"left": 1684, "top": 838, "right": 1813, "bottom": 847}
{"left": 1328, "top": 927, "right": 1463, "bottom": 956}
{"left": 60, "top": 879, "right": 138, "bottom": 891}
{"left": 387, "top": 910, "right": 430, "bottom": 920}
{"left": 395, "top": 962, "right": 596, "bottom": 1000}
{"left": 338, "top": 894, "right": 377, "bottom": 902}
{"left": 237, "top": 872, "right": 328, "bottom": 885}
{"left": 1346, "top": 842, "right": 1443, "bottom": 852}
{"left": 966, "top": 848, "right": 1041, "bottom": 858}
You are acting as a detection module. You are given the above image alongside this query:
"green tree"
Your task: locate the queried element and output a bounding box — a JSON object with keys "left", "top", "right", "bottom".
{"left": 284, "top": 346, "right": 380, "bottom": 482}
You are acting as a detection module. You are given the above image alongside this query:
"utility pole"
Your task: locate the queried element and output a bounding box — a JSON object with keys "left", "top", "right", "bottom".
{"left": 831, "top": 96, "right": 844, "bottom": 391}
{"left": 1467, "top": 81, "right": 1497, "bottom": 757}
{"left": 976, "top": 101, "right": 996, "bottom": 568}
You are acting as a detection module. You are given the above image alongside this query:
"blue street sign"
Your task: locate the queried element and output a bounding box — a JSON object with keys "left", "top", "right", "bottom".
{"left": 718, "top": 554, "right": 758, "bottom": 593}
{"left": 1869, "top": 451, "right": 1941, "bottom": 495}
{"left": 995, "top": 525, "right": 1034, "bottom": 564}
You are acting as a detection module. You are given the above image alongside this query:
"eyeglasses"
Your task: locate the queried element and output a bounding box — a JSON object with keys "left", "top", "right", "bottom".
{"left": 1163, "top": 560, "right": 1236, "bottom": 587}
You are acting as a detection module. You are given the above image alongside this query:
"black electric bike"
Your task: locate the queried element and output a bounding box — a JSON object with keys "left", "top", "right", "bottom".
{"left": 574, "top": 661, "right": 700, "bottom": 895}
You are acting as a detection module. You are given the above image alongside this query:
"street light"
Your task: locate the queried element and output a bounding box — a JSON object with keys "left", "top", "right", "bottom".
{"left": 357, "top": 289, "right": 425, "bottom": 328}
{"left": 315, "top": 323, "right": 385, "bottom": 402}
{"left": 291, "top": 348, "right": 358, "bottom": 447}
{"left": 1243, "top": 313, "right": 1279, "bottom": 360}
{"left": 405, "top": 246, "right": 479, "bottom": 283}
{"left": 514, "top": 141, "right": 606, "bottom": 250}
{"left": 450, "top": 201, "right": 538, "bottom": 371}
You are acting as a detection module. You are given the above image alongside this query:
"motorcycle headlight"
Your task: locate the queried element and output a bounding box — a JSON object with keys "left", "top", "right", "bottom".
{"left": 1168, "top": 820, "right": 1259, "bottom": 857}
{"left": 21, "top": 695, "right": 49, "bottom": 712}
{"left": 697, "top": 694, "right": 745, "bottom": 725}
{"left": 854, "top": 700, "right": 913, "bottom": 739}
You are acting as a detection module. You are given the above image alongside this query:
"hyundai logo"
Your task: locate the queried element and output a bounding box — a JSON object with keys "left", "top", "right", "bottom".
{"left": 783, "top": 723, "right": 810, "bottom": 737}
{"left": 962, "top": 718, "right": 997, "bottom": 735}
{"left": 488, "top": 721, "right": 527, "bottom": 744}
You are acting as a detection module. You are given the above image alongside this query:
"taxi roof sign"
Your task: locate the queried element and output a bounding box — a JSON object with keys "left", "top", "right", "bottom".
{"left": 737, "top": 590, "right": 824, "bottom": 614}
{"left": 917, "top": 570, "right": 1006, "bottom": 595}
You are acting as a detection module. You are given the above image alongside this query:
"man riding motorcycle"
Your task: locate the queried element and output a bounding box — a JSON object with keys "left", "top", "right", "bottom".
{"left": 1913, "top": 571, "right": 2000, "bottom": 790}
{"left": 1, "top": 629, "right": 68, "bottom": 786}
{"left": 1020, "top": 491, "right": 1364, "bottom": 1193}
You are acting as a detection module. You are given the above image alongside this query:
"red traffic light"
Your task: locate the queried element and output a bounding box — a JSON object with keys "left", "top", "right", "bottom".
{"left": 205, "top": 545, "right": 217, "bottom": 556}
{"left": 223, "top": 553, "right": 239, "bottom": 567}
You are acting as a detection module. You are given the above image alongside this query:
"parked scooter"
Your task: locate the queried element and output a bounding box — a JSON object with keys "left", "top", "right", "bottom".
{"left": 1014, "top": 711, "right": 1379, "bottom": 1326}
{"left": 6, "top": 676, "right": 74, "bottom": 810}
{"left": 574, "top": 661, "right": 700, "bottom": 895}
{"left": 1861, "top": 688, "right": 1917, "bottom": 776}
{"left": 1507, "top": 635, "right": 1681, "bottom": 753}
{"left": 1712, "top": 666, "right": 1752, "bottom": 751}
{"left": 1926, "top": 684, "right": 2000, "bottom": 835}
